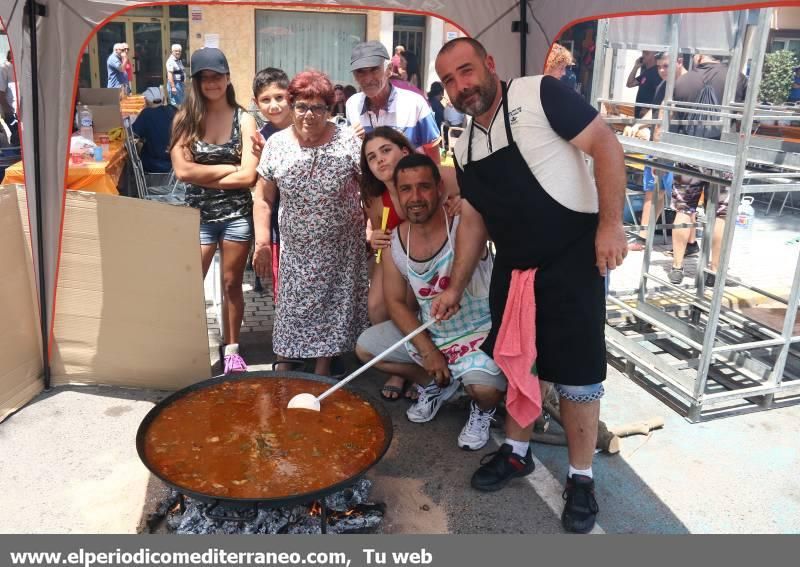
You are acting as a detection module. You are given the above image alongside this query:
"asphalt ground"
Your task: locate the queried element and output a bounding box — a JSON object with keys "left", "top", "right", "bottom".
{"left": 1, "top": 332, "right": 798, "bottom": 534}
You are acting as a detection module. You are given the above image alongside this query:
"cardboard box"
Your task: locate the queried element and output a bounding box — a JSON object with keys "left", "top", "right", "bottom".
{"left": 0, "top": 186, "right": 43, "bottom": 423}
{"left": 50, "top": 191, "right": 211, "bottom": 390}
{"left": 77, "top": 88, "right": 123, "bottom": 133}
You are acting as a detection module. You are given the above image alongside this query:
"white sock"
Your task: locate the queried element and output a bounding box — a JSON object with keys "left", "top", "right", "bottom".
{"left": 568, "top": 465, "right": 593, "bottom": 479}
{"left": 505, "top": 438, "right": 530, "bottom": 458}
{"left": 224, "top": 343, "right": 240, "bottom": 356}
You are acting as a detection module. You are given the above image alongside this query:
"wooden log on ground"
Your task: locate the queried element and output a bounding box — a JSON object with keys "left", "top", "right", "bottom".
{"left": 609, "top": 417, "right": 665, "bottom": 437}
{"left": 533, "top": 398, "right": 663, "bottom": 454}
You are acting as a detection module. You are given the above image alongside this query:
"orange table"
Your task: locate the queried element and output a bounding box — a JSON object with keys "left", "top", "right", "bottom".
{"left": 1, "top": 139, "right": 126, "bottom": 195}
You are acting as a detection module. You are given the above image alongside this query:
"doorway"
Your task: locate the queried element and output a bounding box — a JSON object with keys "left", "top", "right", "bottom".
{"left": 393, "top": 14, "right": 426, "bottom": 89}
{"left": 131, "top": 20, "right": 165, "bottom": 93}
{"left": 95, "top": 18, "right": 166, "bottom": 93}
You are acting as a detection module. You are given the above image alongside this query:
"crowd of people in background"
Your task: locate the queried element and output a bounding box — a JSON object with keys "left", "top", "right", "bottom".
{"left": 624, "top": 49, "right": 748, "bottom": 288}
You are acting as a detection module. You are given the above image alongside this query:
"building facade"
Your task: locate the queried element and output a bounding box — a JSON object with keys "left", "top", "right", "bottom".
{"left": 80, "top": 4, "right": 463, "bottom": 97}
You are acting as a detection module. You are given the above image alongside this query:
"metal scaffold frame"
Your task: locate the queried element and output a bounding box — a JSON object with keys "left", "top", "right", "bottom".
{"left": 592, "top": 8, "right": 800, "bottom": 421}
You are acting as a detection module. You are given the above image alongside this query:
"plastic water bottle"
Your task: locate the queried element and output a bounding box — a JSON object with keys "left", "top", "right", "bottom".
{"left": 736, "top": 196, "right": 755, "bottom": 230}
{"left": 734, "top": 196, "right": 755, "bottom": 262}
{"left": 79, "top": 105, "right": 94, "bottom": 141}
{"left": 695, "top": 205, "right": 706, "bottom": 240}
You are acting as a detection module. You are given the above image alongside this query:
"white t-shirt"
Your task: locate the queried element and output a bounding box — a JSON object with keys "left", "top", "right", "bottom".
{"left": 453, "top": 75, "right": 599, "bottom": 214}
{"left": 165, "top": 56, "right": 185, "bottom": 83}
{"left": 345, "top": 81, "right": 439, "bottom": 149}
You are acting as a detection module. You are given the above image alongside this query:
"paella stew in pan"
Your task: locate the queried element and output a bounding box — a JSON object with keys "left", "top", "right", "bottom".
{"left": 140, "top": 376, "right": 388, "bottom": 500}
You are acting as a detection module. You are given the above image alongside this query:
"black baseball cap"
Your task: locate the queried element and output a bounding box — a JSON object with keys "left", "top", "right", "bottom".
{"left": 191, "top": 48, "right": 230, "bottom": 76}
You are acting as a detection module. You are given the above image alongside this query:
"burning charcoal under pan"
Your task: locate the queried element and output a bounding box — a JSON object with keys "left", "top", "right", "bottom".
{"left": 152, "top": 479, "right": 386, "bottom": 534}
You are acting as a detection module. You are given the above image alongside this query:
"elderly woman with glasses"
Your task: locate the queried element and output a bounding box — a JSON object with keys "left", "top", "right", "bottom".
{"left": 255, "top": 70, "right": 368, "bottom": 376}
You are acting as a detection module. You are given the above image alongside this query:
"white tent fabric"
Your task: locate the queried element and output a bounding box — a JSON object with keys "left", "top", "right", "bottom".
{"left": 0, "top": 0, "right": 774, "bottom": 357}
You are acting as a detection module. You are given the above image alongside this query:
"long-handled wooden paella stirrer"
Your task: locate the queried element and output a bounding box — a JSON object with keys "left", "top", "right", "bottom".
{"left": 287, "top": 318, "right": 438, "bottom": 411}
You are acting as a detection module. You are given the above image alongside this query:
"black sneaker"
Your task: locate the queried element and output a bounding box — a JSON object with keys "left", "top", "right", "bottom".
{"left": 470, "top": 443, "right": 535, "bottom": 492}
{"left": 561, "top": 474, "right": 599, "bottom": 534}
{"left": 667, "top": 267, "right": 685, "bottom": 284}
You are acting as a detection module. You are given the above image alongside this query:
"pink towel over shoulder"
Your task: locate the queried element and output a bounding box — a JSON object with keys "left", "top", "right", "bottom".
{"left": 493, "top": 268, "right": 541, "bottom": 428}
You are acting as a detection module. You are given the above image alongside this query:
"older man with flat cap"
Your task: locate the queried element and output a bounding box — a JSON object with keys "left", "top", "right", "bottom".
{"left": 346, "top": 40, "right": 440, "bottom": 161}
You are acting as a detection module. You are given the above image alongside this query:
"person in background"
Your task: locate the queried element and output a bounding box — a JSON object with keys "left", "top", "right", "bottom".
{"left": 651, "top": 52, "right": 686, "bottom": 113}
{"left": 121, "top": 43, "right": 134, "bottom": 89}
{"left": 626, "top": 50, "right": 659, "bottom": 118}
{"left": 402, "top": 49, "right": 420, "bottom": 88}
{"left": 251, "top": 67, "right": 293, "bottom": 305}
{"left": 343, "top": 84, "right": 357, "bottom": 101}
{"left": 331, "top": 84, "right": 347, "bottom": 117}
{"left": 166, "top": 44, "right": 186, "bottom": 107}
{"left": 442, "top": 92, "right": 466, "bottom": 152}
{"left": 666, "top": 53, "right": 747, "bottom": 286}
{"left": 627, "top": 51, "right": 686, "bottom": 252}
{"left": 346, "top": 41, "right": 441, "bottom": 162}
{"left": 427, "top": 81, "right": 446, "bottom": 132}
{"left": 170, "top": 48, "right": 259, "bottom": 375}
{"left": 255, "top": 70, "right": 369, "bottom": 376}
{"left": 106, "top": 43, "right": 130, "bottom": 93}
{"left": 0, "top": 50, "right": 19, "bottom": 147}
{"left": 132, "top": 86, "right": 176, "bottom": 173}
{"left": 545, "top": 44, "right": 574, "bottom": 80}
{"left": 790, "top": 66, "right": 800, "bottom": 103}
{"left": 391, "top": 45, "right": 407, "bottom": 80}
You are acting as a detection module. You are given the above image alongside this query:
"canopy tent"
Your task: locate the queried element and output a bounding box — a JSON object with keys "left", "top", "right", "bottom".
{"left": 0, "top": 0, "right": 781, "bottom": 396}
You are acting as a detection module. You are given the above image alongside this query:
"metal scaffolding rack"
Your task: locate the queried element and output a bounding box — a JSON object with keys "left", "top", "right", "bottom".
{"left": 591, "top": 8, "right": 800, "bottom": 421}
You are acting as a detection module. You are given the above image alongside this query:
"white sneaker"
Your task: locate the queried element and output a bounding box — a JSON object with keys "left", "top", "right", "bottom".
{"left": 458, "top": 401, "right": 496, "bottom": 450}
{"left": 406, "top": 379, "right": 461, "bottom": 423}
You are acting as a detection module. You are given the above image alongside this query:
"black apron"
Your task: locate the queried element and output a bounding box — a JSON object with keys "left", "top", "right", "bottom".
{"left": 456, "top": 81, "right": 606, "bottom": 385}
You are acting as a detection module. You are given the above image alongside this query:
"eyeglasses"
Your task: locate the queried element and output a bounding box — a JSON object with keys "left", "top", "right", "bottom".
{"left": 293, "top": 103, "right": 328, "bottom": 117}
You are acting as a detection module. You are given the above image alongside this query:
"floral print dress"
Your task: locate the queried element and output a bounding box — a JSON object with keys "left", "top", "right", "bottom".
{"left": 257, "top": 124, "right": 369, "bottom": 358}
